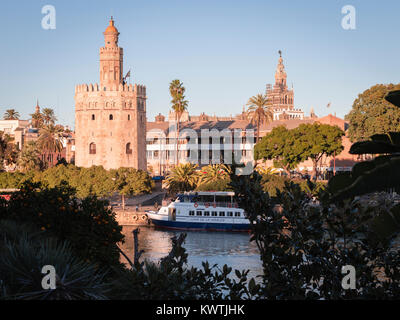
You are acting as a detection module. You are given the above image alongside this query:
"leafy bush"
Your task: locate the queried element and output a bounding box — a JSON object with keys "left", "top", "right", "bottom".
{"left": 195, "top": 179, "right": 232, "bottom": 191}
{"left": 0, "top": 220, "right": 111, "bottom": 300}
{"left": 230, "top": 169, "right": 400, "bottom": 299}
{"left": 0, "top": 181, "right": 124, "bottom": 269}
{"left": 260, "top": 174, "right": 326, "bottom": 198}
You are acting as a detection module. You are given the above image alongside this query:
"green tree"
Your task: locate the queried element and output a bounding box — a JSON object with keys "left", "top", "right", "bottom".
{"left": 345, "top": 83, "right": 400, "bottom": 142}
{"left": 297, "top": 123, "right": 344, "bottom": 180}
{"left": 42, "top": 108, "right": 57, "bottom": 126}
{"left": 165, "top": 163, "right": 198, "bottom": 194}
{"left": 3, "top": 109, "right": 20, "bottom": 120}
{"left": 247, "top": 93, "right": 273, "bottom": 142}
{"left": 254, "top": 125, "right": 305, "bottom": 177}
{"left": 0, "top": 131, "right": 19, "bottom": 171}
{"left": 74, "top": 166, "right": 115, "bottom": 198}
{"left": 112, "top": 168, "right": 154, "bottom": 210}
{"left": 197, "top": 164, "right": 231, "bottom": 186}
{"left": 17, "top": 141, "right": 42, "bottom": 172}
{"left": 331, "top": 90, "right": 400, "bottom": 202}
{"left": 30, "top": 111, "right": 44, "bottom": 128}
{"left": 37, "top": 124, "right": 64, "bottom": 168}
{"left": 169, "top": 80, "right": 188, "bottom": 166}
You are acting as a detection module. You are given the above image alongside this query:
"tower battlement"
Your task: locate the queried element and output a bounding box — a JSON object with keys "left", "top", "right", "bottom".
{"left": 75, "top": 83, "right": 146, "bottom": 96}
{"left": 100, "top": 47, "right": 123, "bottom": 53}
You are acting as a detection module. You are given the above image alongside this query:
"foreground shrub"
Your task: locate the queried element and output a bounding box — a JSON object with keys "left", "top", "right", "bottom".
{"left": 0, "top": 181, "right": 124, "bottom": 269}
{"left": 0, "top": 220, "right": 110, "bottom": 300}
{"left": 230, "top": 169, "right": 400, "bottom": 299}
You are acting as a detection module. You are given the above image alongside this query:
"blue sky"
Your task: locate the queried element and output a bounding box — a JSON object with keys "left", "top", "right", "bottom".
{"left": 1, "top": 0, "right": 399, "bottom": 129}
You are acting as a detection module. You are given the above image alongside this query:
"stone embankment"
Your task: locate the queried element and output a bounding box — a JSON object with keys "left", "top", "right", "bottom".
{"left": 112, "top": 190, "right": 166, "bottom": 226}
{"left": 114, "top": 209, "right": 152, "bottom": 226}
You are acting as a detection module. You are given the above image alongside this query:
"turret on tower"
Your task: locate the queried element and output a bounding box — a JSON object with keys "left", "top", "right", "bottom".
{"left": 100, "top": 17, "right": 124, "bottom": 89}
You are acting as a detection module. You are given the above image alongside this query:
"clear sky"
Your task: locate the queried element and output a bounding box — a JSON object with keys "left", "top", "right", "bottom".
{"left": 1, "top": 0, "right": 399, "bottom": 129}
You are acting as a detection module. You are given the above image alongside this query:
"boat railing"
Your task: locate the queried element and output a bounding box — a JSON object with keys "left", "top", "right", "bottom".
{"left": 181, "top": 201, "right": 240, "bottom": 209}
{"left": 161, "top": 199, "right": 240, "bottom": 209}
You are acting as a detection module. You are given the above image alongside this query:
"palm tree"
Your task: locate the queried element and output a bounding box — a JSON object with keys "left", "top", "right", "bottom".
{"left": 198, "top": 164, "right": 231, "bottom": 186}
{"left": 247, "top": 94, "right": 273, "bottom": 143}
{"left": 169, "top": 80, "right": 188, "bottom": 166}
{"left": 3, "top": 109, "right": 20, "bottom": 120}
{"left": 42, "top": 108, "right": 57, "bottom": 126}
{"left": 165, "top": 163, "right": 198, "bottom": 194}
{"left": 17, "top": 141, "right": 42, "bottom": 172}
{"left": 0, "top": 131, "right": 19, "bottom": 170}
{"left": 30, "top": 112, "right": 44, "bottom": 128}
{"left": 37, "top": 124, "right": 64, "bottom": 167}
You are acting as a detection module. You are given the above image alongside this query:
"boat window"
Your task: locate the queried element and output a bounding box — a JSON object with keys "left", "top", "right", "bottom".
{"left": 189, "top": 211, "right": 195, "bottom": 216}
{"left": 235, "top": 212, "right": 241, "bottom": 217}
{"left": 204, "top": 211, "right": 210, "bottom": 216}
{"left": 227, "top": 212, "right": 233, "bottom": 217}
{"left": 196, "top": 211, "right": 202, "bottom": 216}
{"left": 219, "top": 212, "right": 225, "bottom": 217}
{"left": 211, "top": 211, "right": 218, "bottom": 216}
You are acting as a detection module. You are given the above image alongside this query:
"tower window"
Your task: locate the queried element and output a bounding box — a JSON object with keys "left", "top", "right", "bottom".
{"left": 92, "top": 114, "right": 95, "bottom": 120}
{"left": 109, "top": 114, "right": 113, "bottom": 120}
{"left": 128, "top": 115, "right": 131, "bottom": 120}
{"left": 126, "top": 143, "right": 132, "bottom": 154}
{"left": 89, "top": 143, "right": 96, "bottom": 155}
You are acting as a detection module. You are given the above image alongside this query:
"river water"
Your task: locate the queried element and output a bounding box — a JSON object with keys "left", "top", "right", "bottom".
{"left": 120, "top": 226, "right": 263, "bottom": 281}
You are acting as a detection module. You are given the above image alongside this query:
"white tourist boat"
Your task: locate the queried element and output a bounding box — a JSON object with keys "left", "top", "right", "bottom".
{"left": 146, "top": 191, "right": 251, "bottom": 232}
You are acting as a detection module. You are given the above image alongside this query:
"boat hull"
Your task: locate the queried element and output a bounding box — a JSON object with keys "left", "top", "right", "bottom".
{"left": 149, "top": 217, "right": 251, "bottom": 232}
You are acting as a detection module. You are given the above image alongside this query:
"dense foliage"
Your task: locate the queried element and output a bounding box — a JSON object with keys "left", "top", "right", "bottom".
{"left": 0, "top": 164, "right": 154, "bottom": 200}
{"left": 230, "top": 168, "right": 400, "bottom": 299}
{"left": 255, "top": 123, "right": 344, "bottom": 180}
{"left": 0, "top": 131, "right": 19, "bottom": 171}
{"left": 331, "top": 90, "right": 400, "bottom": 201}
{"left": 254, "top": 126, "right": 304, "bottom": 175}
{"left": 0, "top": 181, "right": 124, "bottom": 269}
{"left": 345, "top": 83, "right": 400, "bottom": 142}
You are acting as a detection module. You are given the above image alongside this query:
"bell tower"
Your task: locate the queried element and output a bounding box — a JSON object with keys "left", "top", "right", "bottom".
{"left": 99, "top": 17, "right": 123, "bottom": 89}
{"left": 274, "top": 50, "right": 287, "bottom": 89}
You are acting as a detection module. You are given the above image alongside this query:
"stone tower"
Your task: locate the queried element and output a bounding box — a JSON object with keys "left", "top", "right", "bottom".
{"left": 266, "top": 51, "right": 294, "bottom": 110}
{"left": 74, "top": 18, "right": 147, "bottom": 170}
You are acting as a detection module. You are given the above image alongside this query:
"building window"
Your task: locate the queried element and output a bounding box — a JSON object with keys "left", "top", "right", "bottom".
{"left": 89, "top": 143, "right": 96, "bottom": 155}
{"left": 91, "top": 114, "right": 95, "bottom": 120}
{"left": 128, "top": 114, "right": 131, "bottom": 120}
{"left": 109, "top": 114, "right": 113, "bottom": 120}
{"left": 126, "top": 143, "right": 132, "bottom": 154}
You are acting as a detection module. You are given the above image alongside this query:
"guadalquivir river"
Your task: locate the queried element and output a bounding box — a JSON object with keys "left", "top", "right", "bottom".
{"left": 120, "top": 226, "right": 263, "bottom": 281}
